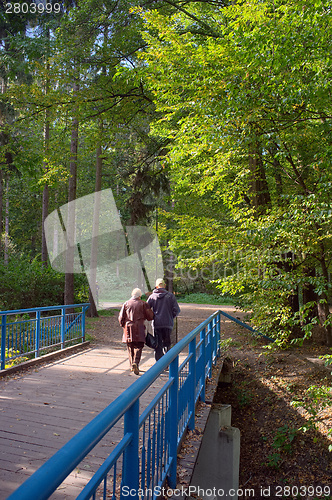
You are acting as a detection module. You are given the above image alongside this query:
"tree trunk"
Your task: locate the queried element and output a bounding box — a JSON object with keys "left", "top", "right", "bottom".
{"left": 1, "top": 79, "right": 8, "bottom": 262}
{"left": 318, "top": 255, "right": 332, "bottom": 347}
{"left": 64, "top": 82, "right": 79, "bottom": 307}
{"left": 41, "top": 60, "right": 50, "bottom": 266}
{"left": 317, "top": 295, "right": 332, "bottom": 347}
{"left": 87, "top": 142, "right": 103, "bottom": 318}
{"left": 269, "top": 143, "right": 283, "bottom": 203}
{"left": 0, "top": 170, "right": 3, "bottom": 257}
{"left": 302, "top": 266, "right": 318, "bottom": 323}
{"left": 4, "top": 173, "right": 9, "bottom": 265}
{"left": 248, "top": 132, "right": 271, "bottom": 214}
{"left": 275, "top": 252, "right": 300, "bottom": 337}
{"left": 41, "top": 182, "right": 49, "bottom": 264}
{"left": 165, "top": 250, "right": 174, "bottom": 293}
{"left": 248, "top": 149, "right": 271, "bottom": 213}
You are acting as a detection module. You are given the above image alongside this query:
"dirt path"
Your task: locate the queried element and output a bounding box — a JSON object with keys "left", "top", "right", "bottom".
{"left": 86, "top": 303, "right": 244, "bottom": 346}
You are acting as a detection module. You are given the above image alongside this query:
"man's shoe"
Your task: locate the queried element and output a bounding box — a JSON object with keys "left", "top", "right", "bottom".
{"left": 132, "top": 363, "right": 140, "bottom": 375}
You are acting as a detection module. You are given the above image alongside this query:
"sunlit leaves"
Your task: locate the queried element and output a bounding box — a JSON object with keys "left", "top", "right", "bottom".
{"left": 136, "top": 0, "right": 332, "bottom": 343}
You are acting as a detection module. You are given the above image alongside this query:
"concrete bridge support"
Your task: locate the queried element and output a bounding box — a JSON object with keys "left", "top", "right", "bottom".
{"left": 189, "top": 404, "right": 240, "bottom": 500}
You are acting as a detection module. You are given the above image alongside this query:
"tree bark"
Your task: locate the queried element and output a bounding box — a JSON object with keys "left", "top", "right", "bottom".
{"left": 318, "top": 255, "right": 332, "bottom": 347}
{"left": 64, "top": 82, "right": 79, "bottom": 307}
{"left": 0, "top": 170, "right": 3, "bottom": 257}
{"left": 302, "top": 266, "right": 318, "bottom": 323}
{"left": 41, "top": 55, "right": 50, "bottom": 266}
{"left": 87, "top": 142, "right": 103, "bottom": 318}
{"left": 269, "top": 143, "right": 283, "bottom": 203}
{"left": 41, "top": 117, "right": 50, "bottom": 265}
{"left": 248, "top": 141, "right": 271, "bottom": 213}
{"left": 4, "top": 173, "right": 9, "bottom": 265}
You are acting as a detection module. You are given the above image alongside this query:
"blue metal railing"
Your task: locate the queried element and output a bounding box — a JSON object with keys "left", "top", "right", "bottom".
{"left": 8, "top": 310, "right": 221, "bottom": 500}
{"left": 0, "top": 303, "right": 90, "bottom": 370}
{"left": 219, "top": 310, "right": 275, "bottom": 343}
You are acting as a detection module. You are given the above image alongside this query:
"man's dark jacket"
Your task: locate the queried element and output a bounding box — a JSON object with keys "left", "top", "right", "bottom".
{"left": 147, "top": 288, "right": 180, "bottom": 330}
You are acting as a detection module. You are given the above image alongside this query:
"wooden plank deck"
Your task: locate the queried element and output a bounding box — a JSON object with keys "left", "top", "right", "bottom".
{"left": 0, "top": 345, "right": 169, "bottom": 499}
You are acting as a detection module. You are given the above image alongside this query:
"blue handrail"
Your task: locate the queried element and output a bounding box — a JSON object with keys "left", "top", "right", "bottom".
{"left": 0, "top": 303, "right": 90, "bottom": 315}
{"left": 219, "top": 310, "right": 275, "bottom": 343}
{"left": 0, "top": 303, "right": 90, "bottom": 370}
{"left": 7, "top": 310, "right": 221, "bottom": 500}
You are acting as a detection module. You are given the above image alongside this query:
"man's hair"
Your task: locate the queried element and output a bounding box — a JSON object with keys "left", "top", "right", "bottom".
{"left": 131, "top": 288, "right": 142, "bottom": 298}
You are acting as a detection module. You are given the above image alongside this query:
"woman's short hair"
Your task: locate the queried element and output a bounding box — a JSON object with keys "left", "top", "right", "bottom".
{"left": 131, "top": 288, "right": 142, "bottom": 298}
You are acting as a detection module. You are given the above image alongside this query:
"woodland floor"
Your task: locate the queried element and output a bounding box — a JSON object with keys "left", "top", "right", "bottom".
{"left": 213, "top": 317, "right": 332, "bottom": 499}
{"left": 87, "top": 305, "right": 332, "bottom": 500}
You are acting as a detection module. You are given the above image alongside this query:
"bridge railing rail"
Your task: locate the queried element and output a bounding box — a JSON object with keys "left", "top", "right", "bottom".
{"left": 8, "top": 310, "right": 221, "bottom": 500}
{"left": 0, "top": 303, "right": 90, "bottom": 371}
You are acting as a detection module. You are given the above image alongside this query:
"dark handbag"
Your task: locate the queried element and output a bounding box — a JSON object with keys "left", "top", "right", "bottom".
{"left": 145, "top": 331, "right": 157, "bottom": 350}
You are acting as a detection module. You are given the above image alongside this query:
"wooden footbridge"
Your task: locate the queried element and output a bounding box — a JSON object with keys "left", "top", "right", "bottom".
{"left": 0, "top": 304, "right": 234, "bottom": 500}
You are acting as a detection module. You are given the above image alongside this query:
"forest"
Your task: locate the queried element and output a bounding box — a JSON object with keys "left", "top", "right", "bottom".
{"left": 1, "top": 0, "right": 332, "bottom": 348}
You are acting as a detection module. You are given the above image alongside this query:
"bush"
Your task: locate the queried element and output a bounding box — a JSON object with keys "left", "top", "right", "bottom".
{"left": 74, "top": 273, "right": 90, "bottom": 304}
{"left": 178, "top": 292, "right": 235, "bottom": 305}
{"left": 0, "top": 256, "right": 64, "bottom": 310}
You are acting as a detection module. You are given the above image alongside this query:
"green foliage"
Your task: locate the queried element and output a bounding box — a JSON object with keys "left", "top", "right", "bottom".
{"left": 1, "top": 0, "right": 332, "bottom": 349}
{"left": 291, "top": 383, "right": 332, "bottom": 453}
{"left": 219, "top": 336, "right": 241, "bottom": 352}
{"left": 74, "top": 274, "right": 90, "bottom": 305}
{"left": 137, "top": 0, "right": 332, "bottom": 345}
{"left": 265, "top": 452, "right": 282, "bottom": 470}
{"left": 4, "top": 348, "right": 28, "bottom": 369}
{"left": 265, "top": 425, "right": 297, "bottom": 469}
{"left": 328, "top": 430, "right": 332, "bottom": 453}
{"left": 0, "top": 256, "right": 64, "bottom": 310}
{"left": 178, "top": 292, "right": 234, "bottom": 305}
{"left": 272, "top": 425, "right": 297, "bottom": 454}
{"left": 234, "top": 380, "right": 253, "bottom": 408}
{"left": 320, "top": 352, "right": 332, "bottom": 367}
{"left": 291, "top": 385, "right": 332, "bottom": 436}
{"left": 236, "top": 387, "right": 253, "bottom": 408}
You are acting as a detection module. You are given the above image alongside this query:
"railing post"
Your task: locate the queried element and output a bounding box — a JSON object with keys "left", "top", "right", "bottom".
{"left": 212, "top": 316, "right": 217, "bottom": 362}
{"left": 199, "top": 327, "right": 206, "bottom": 402}
{"left": 217, "top": 312, "right": 221, "bottom": 356}
{"left": 61, "top": 307, "right": 66, "bottom": 350}
{"left": 81, "top": 306, "right": 86, "bottom": 342}
{"left": 214, "top": 313, "right": 220, "bottom": 360}
{"left": 1, "top": 315, "right": 7, "bottom": 370}
{"left": 121, "top": 399, "right": 140, "bottom": 500}
{"left": 188, "top": 338, "right": 196, "bottom": 431}
{"left": 206, "top": 321, "right": 212, "bottom": 378}
{"left": 35, "top": 311, "right": 41, "bottom": 358}
{"left": 168, "top": 356, "right": 179, "bottom": 488}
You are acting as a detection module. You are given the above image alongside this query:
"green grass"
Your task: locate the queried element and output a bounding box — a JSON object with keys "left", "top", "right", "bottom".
{"left": 96, "top": 309, "right": 116, "bottom": 317}
{"left": 178, "top": 292, "right": 235, "bottom": 305}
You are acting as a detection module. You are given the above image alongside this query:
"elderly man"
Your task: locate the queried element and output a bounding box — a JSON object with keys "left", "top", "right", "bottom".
{"left": 147, "top": 279, "right": 181, "bottom": 362}
{"left": 118, "top": 288, "right": 154, "bottom": 375}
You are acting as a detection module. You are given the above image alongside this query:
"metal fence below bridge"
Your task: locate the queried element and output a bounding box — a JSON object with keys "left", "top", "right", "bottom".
{"left": 8, "top": 310, "right": 221, "bottom": 500}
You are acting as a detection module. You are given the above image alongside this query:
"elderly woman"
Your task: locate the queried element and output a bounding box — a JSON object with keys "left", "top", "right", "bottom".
{"left": 118, "top": 288, "right": 154, "bottom": 375}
